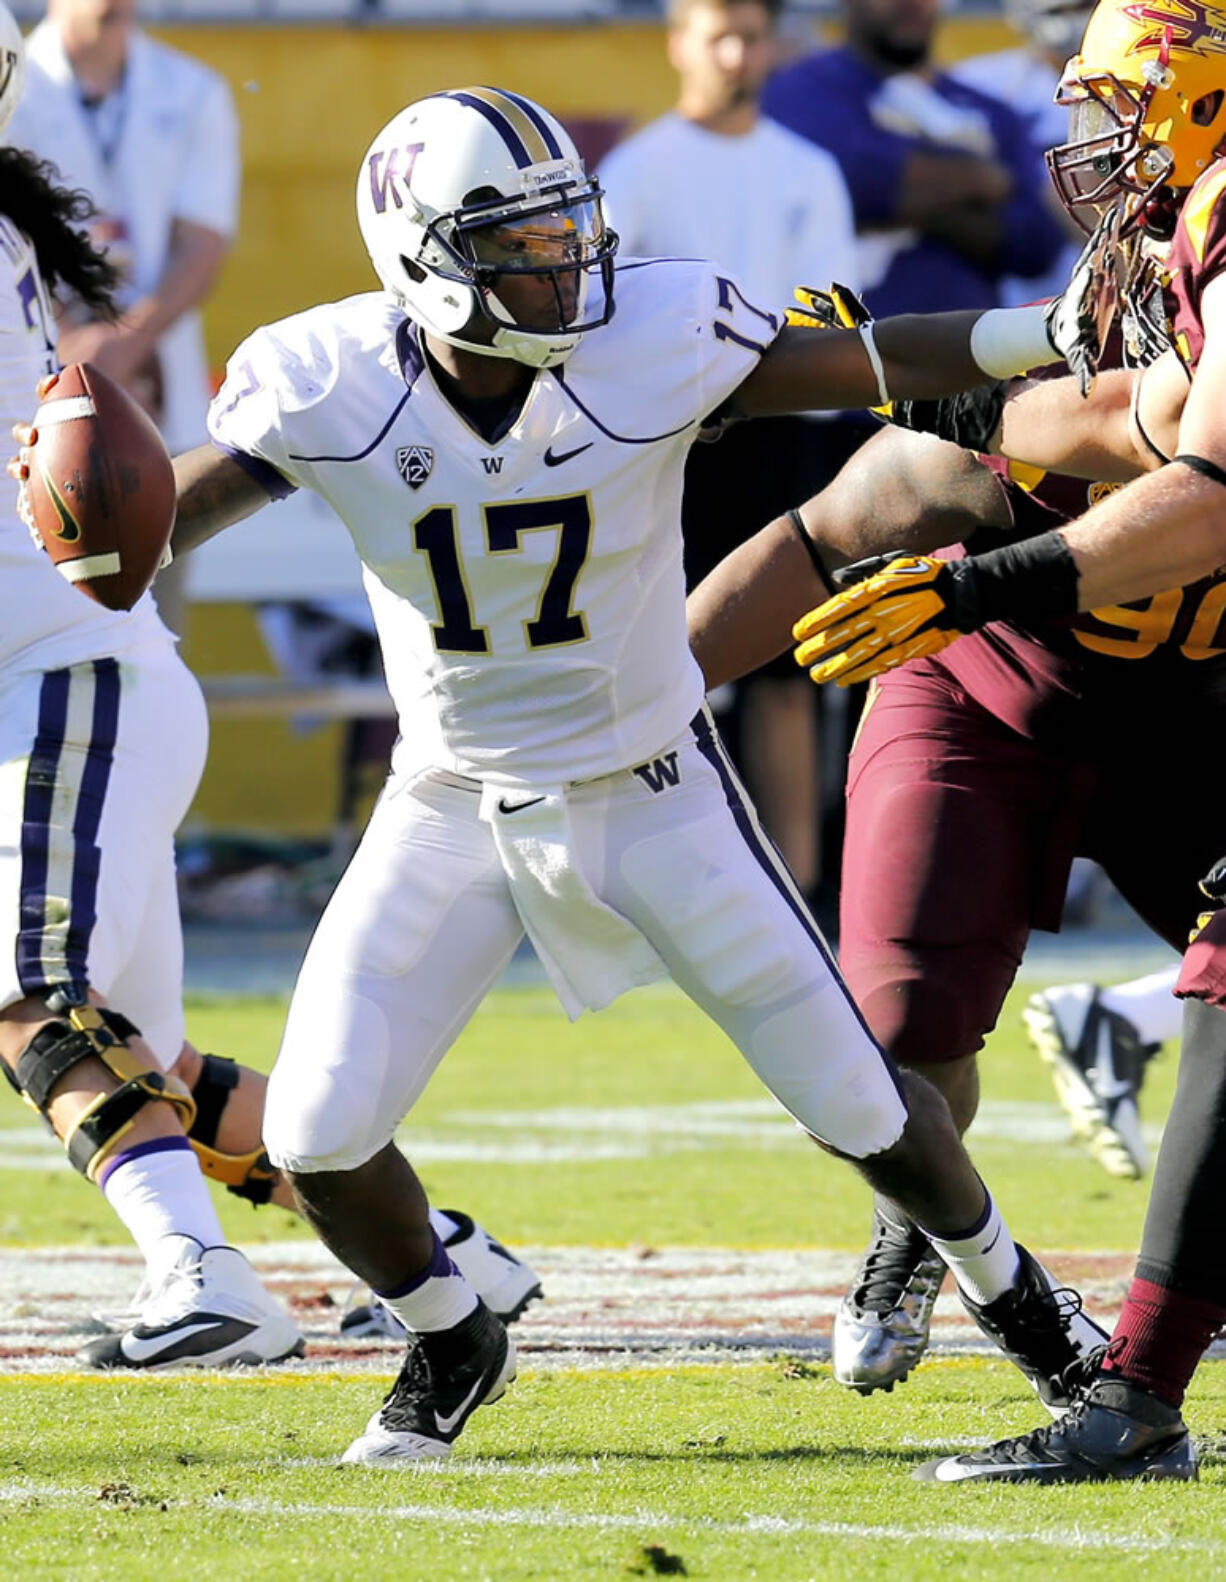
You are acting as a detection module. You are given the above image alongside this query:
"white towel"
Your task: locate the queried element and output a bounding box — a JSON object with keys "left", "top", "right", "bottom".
{"left": 478, "top": 781, "right": 666, "bottom": 1019}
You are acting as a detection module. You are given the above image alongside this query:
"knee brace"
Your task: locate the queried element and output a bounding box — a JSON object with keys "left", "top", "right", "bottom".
{"left": 2, "top": 1001, "right": 197, "bottom": 1182}
{"left": 187, "top": 1053, "right": 279, "bottom": 1205}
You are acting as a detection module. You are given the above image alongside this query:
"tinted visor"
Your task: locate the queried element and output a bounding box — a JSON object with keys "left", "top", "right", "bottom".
{"left": 464, "top": 198, "right": 608, "bottom": 273}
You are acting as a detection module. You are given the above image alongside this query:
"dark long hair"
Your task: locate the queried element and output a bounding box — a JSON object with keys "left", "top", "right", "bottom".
{"left": 0, "top": 147, "right": 118, "bottom": 316}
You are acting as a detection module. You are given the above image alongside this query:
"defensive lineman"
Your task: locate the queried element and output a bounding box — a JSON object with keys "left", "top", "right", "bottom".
{"left": 141, "top": 88, "right": 1105, "bottom": 1462}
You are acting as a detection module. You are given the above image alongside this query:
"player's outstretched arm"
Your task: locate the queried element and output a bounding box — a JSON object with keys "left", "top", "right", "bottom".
{"left": 687, "top": 426, "right": 1008, "bottom": 689}
{"left": 734, "top": 309, "right": 1041, "bottom": 418}
{"left": 999, "top": 350, "right": 1189, "bottom": 480}
{"left": 171, "top": 443, "right": 277, "bottom": 556}
{"left": 792, "top": 286, "right": 1226, "bottom": 688}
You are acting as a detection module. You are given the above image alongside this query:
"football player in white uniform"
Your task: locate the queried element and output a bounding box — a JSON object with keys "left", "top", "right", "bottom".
{"left": 0, "top": 16, "right": 536, "bottom": 1366}
{"left": 82, "top": 87, "right": 1106, "bottom": 1464}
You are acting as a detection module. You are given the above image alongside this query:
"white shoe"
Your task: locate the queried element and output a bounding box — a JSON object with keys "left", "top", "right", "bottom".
{"left": 77, "top": 1234, "right": 305, "bottom": 1369}
{"left": 340, "top": 1211, "right": 542, "bottom": 1340}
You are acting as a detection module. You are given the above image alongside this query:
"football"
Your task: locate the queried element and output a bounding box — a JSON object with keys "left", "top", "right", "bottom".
{"left": 25, "top": 361, "right": 177, "bottom": 611}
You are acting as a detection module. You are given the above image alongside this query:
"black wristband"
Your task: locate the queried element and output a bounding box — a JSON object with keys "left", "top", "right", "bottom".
{"left": 786, "top": 508, "right": 835, "bottom": 597}
{"left": 949, "top": 531, "right": 1080, "bottom": 628}
{"left": 893, "top": 382, "right": 1007, "bottom": 452}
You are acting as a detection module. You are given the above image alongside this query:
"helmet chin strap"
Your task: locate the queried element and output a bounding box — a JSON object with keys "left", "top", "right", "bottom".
{"left": 405, "top": 275, "right": 584, "bottom": 370}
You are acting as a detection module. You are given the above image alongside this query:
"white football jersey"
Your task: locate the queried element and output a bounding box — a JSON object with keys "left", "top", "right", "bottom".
{"left": 0, "top": 217, "right": 166, "bottom": 674}
{"left": 209, "top": 259, "right": 778, "bottom": 785}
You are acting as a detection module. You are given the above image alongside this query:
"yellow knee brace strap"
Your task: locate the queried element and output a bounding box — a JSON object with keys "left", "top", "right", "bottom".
{"left": 188, "top": 1052, "right": 279, "bottom": 1204}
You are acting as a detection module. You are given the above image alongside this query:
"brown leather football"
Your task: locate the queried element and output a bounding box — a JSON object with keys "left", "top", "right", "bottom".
{"left": 25, "top": 362, "right": 176, "bottom": 611}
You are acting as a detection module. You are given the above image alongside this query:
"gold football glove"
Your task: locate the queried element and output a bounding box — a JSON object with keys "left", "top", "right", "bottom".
{"left": 785, "top": 281, "right": 871, "bottom": 332}
{"left": 785, "top": 283, "right": 894, "bottom": 420}
{"left": 793, "top": 553, "right": 981, "bottom": 687}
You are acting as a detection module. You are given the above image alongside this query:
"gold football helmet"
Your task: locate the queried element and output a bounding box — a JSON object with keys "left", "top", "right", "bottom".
{"left": 1049, "top": 0, "right": 1226, "bottom": 235}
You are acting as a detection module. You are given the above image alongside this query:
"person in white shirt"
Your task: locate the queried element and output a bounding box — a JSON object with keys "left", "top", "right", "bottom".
{"left": 8, "top": 0, "right": 239, "bottom": 631}
{"left": 600, "top": 0, "right": 863, "bottom": 916}
{"left": 115, "top": 86, "right": 1110, "bottom": 1466}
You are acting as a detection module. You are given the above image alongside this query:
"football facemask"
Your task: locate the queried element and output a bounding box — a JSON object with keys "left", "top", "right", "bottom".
{"left": 443, "top": 189, "right": 615, "bottom": 342}
{"left": 1047, "top": 0, "right": 1226, "bottom": 239}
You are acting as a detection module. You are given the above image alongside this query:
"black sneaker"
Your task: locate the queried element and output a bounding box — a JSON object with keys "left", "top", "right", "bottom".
{"left": 960, "top": 1245, "right": 1109, "bottom": 1414}
{"left": 340, "top": 1299, "right": 516, "bottom": 1464}
{"left": 915, "top": 1375, "right": 1197, "bottom": 1483}
{"left": 832, "top": 1208, "right": 946, "bottom": 1393}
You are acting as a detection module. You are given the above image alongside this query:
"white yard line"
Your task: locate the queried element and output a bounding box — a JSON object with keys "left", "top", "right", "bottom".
{"left": 204, "top": 1496, "right": 1223, "bottom": 1554}
{"left": 0, "top": 1482, "right": 1215, "bottom": 1555}
{"left": 0, "top": 1098, "right": 1164, "bottom": 1171}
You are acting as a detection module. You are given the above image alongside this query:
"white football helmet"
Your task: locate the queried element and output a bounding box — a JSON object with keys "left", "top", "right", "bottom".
{"left": 0, "top": 0, "right": 24, "bottom": 142}
{"left": 356, "top": 87, "right": 617, "bottom": 370}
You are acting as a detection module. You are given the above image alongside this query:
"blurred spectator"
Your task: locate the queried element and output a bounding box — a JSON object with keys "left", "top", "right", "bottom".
{"left": 600, "top": 0, "right": 864, "bottom": 911}
{"left": 763, "top": 0, "right": 1066, "bottom": 316}
{"left": 9, "top": 0, "right": 239, "bottom": 632}
{"left": 950, "top": 0, "right": 1093, "bottom": 303}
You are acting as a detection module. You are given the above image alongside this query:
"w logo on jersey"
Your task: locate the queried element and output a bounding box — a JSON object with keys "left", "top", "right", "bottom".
{"left": 632, "top": 752, "right": 681, "bottom": 793}
{"left": 396, "top": 445, "right": 434, "bottom": 489}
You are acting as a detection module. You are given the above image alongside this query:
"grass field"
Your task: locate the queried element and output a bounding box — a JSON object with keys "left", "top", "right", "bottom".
{"left": 2, "top": 975, "right": 1220, "bottom": 1580}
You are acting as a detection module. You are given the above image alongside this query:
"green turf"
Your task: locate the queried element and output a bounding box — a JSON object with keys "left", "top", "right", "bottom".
{"left": 0, "top": 978, "right": 1174, "bottom": 1251}
{"left": 0, "top": 975, "right": 1210, "bottom": 1578}
{"left": 0, "top": 1362, "right": 1220, "bottom": 1581}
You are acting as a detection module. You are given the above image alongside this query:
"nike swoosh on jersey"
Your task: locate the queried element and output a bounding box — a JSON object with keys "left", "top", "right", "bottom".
{"left": 121, "top": 1315, "right": 254, "bottom": 1363}
{"left": 543, "top": 442, "right": 594, "bottom": 467}
{"left": 497, "top": 796, "right": 546, "bottom": 814}
{"left": 434, "top": 1373, "right": 490, "bottom": 1436}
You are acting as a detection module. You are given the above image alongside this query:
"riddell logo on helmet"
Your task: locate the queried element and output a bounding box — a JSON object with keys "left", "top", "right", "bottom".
{"left": 368, "top": 143, "right": 425, "bottom": 215}
{"left": 526, "top": 163, "right": 577, "bottom": 189}
{"left": 1120, "top": 0, "right": 1226, "bottom": 55}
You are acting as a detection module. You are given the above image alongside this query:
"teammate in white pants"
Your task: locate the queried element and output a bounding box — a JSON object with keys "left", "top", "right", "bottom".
{"left": 46, "top": 87, "right": 1107, "bottom": 1464}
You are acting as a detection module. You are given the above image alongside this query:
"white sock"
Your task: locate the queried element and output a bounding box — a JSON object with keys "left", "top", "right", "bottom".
{"left": 101, "top": 1138, "right": 226, "bottom": 1266}
{"left": 376, "top": 1232, "right": 478, "bottom": 1333}
{"left": 925, "top": 1191, "right": 1020, "bottom": 1307}
{"left": 1099, "top": 966, "right": 1182, "bottom": 1048}
{"left": 428, "top": 1207, "right": 460, "bottom": 1243}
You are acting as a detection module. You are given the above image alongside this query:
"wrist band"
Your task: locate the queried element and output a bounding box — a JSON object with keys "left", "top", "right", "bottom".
{"left": 969, "top": 305, "right": 1059, "bottom": 380}
{"left": 967, "top": 531, "right": 1080, "bottom": 625}
{"left": 859, "top": 324, "right": 890, "bottom": 406}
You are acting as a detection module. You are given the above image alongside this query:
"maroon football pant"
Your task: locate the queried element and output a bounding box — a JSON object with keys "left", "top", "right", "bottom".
{"left": 838, "top": 657, "right": 1223, "bottom": 1067}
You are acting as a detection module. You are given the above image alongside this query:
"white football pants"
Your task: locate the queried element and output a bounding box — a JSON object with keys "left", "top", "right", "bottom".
{"left": 265, "top": 710, "right": 907, "bottom": 1172}
{"left": 0, "top": 640, "right": 207, "bottom": 1066}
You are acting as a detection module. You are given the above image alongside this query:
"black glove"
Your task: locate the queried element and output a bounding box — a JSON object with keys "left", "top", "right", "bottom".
{"left": 885, "top": 382, "right": 1008, "bottom": 452}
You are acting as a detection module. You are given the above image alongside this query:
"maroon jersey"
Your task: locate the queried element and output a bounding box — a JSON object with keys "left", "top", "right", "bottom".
{"left": 1163, "top": 155, "right": 1226, "bottom": 374}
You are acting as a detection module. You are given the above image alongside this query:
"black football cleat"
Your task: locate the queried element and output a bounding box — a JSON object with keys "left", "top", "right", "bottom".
{"left": 959, "top": 1244, "right": 1109, "bottom": 1415}
{"left": 341, "top": 1298, "right": 515, "bottom": 1464}
{"left": 915, "top": 1376, "right": 1197, "bottom": 1483}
